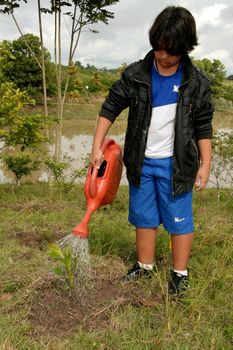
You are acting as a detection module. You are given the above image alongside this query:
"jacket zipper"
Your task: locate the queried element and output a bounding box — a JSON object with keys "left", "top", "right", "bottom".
{"left": 172, "top": 74, "right": 194, "bottom": 196}
{"left": 133, "top": 79, "right": 152, "bottom": 106}
{"left": 132, "top": 78, "right": 152, "bottom": 169}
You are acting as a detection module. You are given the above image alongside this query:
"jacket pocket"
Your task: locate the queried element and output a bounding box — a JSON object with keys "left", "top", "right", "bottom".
{"left": 182, "top": 96, "right": 193, "bottom": 128}
{"left": 184, "top": 138, "right": 200, "bottom": 177}
{"left": 124, "top": 120, "right": 138, "bottom": 161}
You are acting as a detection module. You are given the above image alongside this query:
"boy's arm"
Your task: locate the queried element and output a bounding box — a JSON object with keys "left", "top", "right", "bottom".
{"left": 195, "top": 139, "right": 212, "bottom": 190}
{"left": 90, "top": 116, "right": 112, "bottom": 168}
{"left": 90, "top": 65, "right": 133, "bottom": 168}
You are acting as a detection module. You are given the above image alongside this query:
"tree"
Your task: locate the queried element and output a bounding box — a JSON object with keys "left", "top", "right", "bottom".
{"left": 0, "top": 0, "right": 27, "bottom": 14}
{"left": 37, "top": 0, "right": 48, "bottom": 117}
{"left": 0, "top": 82, "right": 52, "bottom": 149}
{"left": 0, "top": 34, "right": 56, "bottom": 97}
{"left": 210, "top": 129, "right": 233, "bottom": 198}
{"left": 0, "top": 0, "right": 50, "bottom": 116}
{"left": 0, "top": 82, "right": 52, "bottom": 184}
{"left": 223, "top": 85, "right": 233, "bottom": 102}
{"left": 192, "top": 58, "right": 226, "bottom": 98}
{"left": 40, "top": 0, "right": 120, "bottom": 158}
{"left": 1, "top": 0, "right": 120, "bottom": 159}
{"left": 3, "top": 154, "right": 40, "bottom": 185}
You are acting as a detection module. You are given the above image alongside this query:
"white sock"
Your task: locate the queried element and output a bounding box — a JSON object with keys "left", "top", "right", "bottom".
{"left": 138, "top": 261, "right": 154, "bottom": 270}
{"left": 173, "top": 269, "right": 188, "bottom": 276}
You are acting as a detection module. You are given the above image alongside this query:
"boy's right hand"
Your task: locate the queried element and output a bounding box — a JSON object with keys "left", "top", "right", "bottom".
{"left": 90, "top": 148, "right": 103, "bottom": 169}
{"left": 90, "top": 116, "right": 112, "bottom": 169}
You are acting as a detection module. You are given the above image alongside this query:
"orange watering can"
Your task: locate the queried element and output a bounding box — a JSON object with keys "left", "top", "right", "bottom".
{"left": 72, "top": 138, "right": 123, "bottom": 239}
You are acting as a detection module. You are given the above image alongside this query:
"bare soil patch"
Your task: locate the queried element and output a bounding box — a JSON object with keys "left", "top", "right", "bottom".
{"left": 29, "top": 266, "right": 163, "bottom": 337}
{"left": 15, "top": 231, "right": 44, "bottom": 248}
{"left": 14, "top": 229, "right": 67, "bottom": 249}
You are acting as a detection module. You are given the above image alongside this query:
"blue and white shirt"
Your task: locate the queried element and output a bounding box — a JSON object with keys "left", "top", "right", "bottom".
{"left": 145, "top": 62, "right": 183, "bottom": 158}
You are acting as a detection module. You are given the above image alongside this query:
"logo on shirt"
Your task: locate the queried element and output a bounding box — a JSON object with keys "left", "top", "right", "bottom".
{"left": 174, "top": 217, "right": 185, "bottom": 223}
{"left": 173, "top": 85, "right": 179, "bottom": 93}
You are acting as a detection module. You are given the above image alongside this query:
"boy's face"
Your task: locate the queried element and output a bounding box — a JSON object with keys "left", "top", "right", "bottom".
{"left": 154, "top": 50, "right": 181, "bottom": 70}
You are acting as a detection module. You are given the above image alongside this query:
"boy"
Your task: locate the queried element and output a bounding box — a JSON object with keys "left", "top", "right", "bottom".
{"left": 90, "top": 6, "right": 213, "bottom": 297}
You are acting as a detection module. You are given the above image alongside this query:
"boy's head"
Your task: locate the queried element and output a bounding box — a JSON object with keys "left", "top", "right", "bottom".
{"left": 149, "top": 6, "right": 198, "bottom": 56}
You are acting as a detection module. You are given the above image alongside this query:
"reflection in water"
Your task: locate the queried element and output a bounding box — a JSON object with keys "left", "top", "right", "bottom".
{"left": 52, "top": 133, "right": 125, "bottom": 169}
{"left": 52, "top": 133, "right": 126, "bottom": 183}
{"left": 1, "top": 121, "right": 232, "bottom": 188}
{"left": 0, "top": 133, "right": 126, "bottom": 184}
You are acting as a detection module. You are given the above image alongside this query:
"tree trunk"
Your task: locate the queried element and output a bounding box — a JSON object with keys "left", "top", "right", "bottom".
{"left": 54, "top": 3, "right": 62, "bottom": 160}
{"left": 37, "top": 0, "right": 48, "bottom": 118}
{"left": 61, "top": 8, "right": 83, "bottom": 119}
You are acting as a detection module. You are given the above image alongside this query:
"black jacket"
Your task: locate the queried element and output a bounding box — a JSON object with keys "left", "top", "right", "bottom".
{"left": 99, "top": 50, "right": 214, "bottom": 196}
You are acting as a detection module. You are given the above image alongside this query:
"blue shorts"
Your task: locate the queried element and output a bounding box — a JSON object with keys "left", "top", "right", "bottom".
{"left": 128, "top": 157, "right": 194, "bottom": 234}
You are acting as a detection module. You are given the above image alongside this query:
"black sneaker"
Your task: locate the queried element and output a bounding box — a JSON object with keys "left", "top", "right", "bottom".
{"left": 120, "top": 263, "right": 156, "bottom": 282}
{"left": 168, "top": 270, "right": 189, "bottom": 298}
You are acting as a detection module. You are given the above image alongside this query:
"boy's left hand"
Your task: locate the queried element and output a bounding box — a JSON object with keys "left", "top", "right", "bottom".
{"left": 194, "top": 165, "right": 210, "bottom": 191}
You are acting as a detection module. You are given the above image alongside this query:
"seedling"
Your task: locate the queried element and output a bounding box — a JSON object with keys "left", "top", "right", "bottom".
{"left": 47, "top": 243, "right": 78, "bottom": 289}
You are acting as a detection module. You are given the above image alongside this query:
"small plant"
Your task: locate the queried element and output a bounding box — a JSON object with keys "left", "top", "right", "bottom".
{"left": 3, "top": 154, "right": 40, "bottom": 185}
{"left": 45, "top": 153, "right": 91, "bottom": 194}
{"left": 45, "top": 157, "right": 69, "bottom": 182}
{"left": 47, "top": 243, "right": 77, "bottom": 289}
{"left": 210, "top": 129, "right": 233, "bottom": 198}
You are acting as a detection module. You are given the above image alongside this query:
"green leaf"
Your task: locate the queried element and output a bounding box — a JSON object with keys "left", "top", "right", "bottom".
{"left": 47, "top": 243, "right": 65, "bottom": 260}
{"left": 53, "top": 266, "right": 65, "bottom": 277}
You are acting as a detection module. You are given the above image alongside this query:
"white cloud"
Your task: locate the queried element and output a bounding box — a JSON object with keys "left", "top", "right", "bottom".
{"left": 195, "top": 3, "right": 227, "bottom": 28}
{"left": 0, "top": 0, "right": 232, "bottom": 74}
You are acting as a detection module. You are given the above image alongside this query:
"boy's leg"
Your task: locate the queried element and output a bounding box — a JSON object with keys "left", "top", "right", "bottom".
{"left": 136, "top": 227, "right": 158, "bottom": 264}
{"left": 171, "top": 233, "right": 193, "bottom": 270}
{"left": 169, "top": 233, "right": 193, "bottom": 297}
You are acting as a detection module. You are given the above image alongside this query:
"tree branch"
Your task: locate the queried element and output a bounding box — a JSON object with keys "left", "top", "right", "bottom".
{"left": 11, "top": 11, "right": 42, "bottom": 69}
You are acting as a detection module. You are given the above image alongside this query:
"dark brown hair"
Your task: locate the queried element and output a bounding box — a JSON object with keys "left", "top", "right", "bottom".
{"left": 149, "top": 6, "right": 198, "bottom": 55}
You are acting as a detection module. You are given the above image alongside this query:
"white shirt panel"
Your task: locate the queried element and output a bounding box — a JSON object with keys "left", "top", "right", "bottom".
{"left": 145, "top": 103, "right": 176, "bottom": 158}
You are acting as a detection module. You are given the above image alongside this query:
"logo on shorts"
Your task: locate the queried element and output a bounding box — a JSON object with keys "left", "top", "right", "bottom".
{"left": 174, "top": 217, "right": 185, "bottom": 223}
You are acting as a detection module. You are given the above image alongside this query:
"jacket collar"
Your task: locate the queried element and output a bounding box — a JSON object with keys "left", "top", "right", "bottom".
{"left": 134, "top": 50, "right": 154, "bottom": 84}
{"left": 134, "top": 49, "right": 195, "bottom": 84}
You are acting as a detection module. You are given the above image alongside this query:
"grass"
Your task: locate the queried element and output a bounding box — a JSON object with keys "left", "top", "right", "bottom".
{"left": 213, "top": 109, "right": 233, "bottom": 130}
{"left": 0, "top": 183, "right": 233, "bottom": 349}
{"left": 1, "top": 94, "right": 233, "bottom": 348}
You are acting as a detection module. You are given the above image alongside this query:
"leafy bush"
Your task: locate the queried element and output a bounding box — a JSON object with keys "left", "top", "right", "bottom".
{"left": 210, "top": 129, "right": 233, "bottom": 193}
{"left": 3, "top": 154, "right": 40, "bottom": 185}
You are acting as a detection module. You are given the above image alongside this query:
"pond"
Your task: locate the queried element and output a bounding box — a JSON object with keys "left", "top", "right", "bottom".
{"left": 0, "top": 115, "right": 127, "bottom": 184}
{"left": 0, "top": 107, "right": 232, "bottom": 187}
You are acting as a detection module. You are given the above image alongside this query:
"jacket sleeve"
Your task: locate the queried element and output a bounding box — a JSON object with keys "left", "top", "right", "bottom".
{"left": 194, "top": 84, "right": 214, "bottom": 140}
{"left": 99, "top": 68, "right": 133, "bottom": 123}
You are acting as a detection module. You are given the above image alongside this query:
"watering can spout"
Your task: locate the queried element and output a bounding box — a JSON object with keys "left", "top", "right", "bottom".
{"left": 72, "top": 221, "right": 89, "bottom": 239}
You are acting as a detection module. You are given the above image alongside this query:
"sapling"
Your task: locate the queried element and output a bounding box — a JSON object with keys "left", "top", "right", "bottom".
{"left": 3, "top": 154, "right": 40, "bottom": 185}
{"left": 210, "top": 129, "right": 233, "bottom": 198}
{"left": 47, "top": 243, "right": 78, "bottom": 289}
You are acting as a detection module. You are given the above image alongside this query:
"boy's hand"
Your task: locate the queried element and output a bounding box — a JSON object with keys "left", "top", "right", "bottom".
{"left": 90, "top": 148, "right": 103, "bottom": 169}
{"left": 194, "top": 164, "right": 210, "bottom": 191}
{"left": 90, "top": 116, "right": 112, "bottom": 169}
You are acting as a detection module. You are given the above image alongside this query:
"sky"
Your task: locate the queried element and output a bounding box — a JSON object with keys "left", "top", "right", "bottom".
{"left": 0, "top": 0, "right": 232, "bottom": 75}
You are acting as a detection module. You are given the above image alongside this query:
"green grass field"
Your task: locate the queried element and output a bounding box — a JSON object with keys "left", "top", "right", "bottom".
{"left": 1, "top": 80, "right": 233, "bottom": 348}
{"left": 0, "top": 184, "right": 232, "bottom": 349}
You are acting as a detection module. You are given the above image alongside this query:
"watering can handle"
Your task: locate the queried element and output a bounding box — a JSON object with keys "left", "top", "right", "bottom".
{"left": 89, "top": 138, "right": 114, "bottom": 198}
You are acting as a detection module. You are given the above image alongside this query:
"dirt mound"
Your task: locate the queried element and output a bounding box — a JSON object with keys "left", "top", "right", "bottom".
{"left": 15, "top": 231, "right": 43, "bottom": 248}
{"left": 15, "top": 230, "right": 67, "bottom": 248}
{"left": 29, "top": 269, "right": 162, "bottom": 337}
